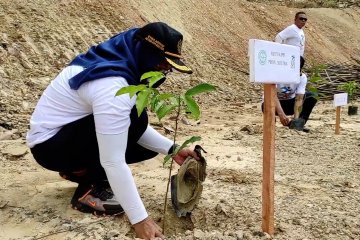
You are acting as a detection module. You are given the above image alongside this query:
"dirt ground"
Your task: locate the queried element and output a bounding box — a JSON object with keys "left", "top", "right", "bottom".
{"left": 1, "top": 102, "right": 360, "bottom": 240}
{"left": 0, "top": 0, "right": 360, "bottom": 239}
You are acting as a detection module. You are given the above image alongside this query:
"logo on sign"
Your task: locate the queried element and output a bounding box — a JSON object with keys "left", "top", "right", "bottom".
{"left": 258, "top": 50, "right": 267, "bottom": 65}
{"left": 291, "top": 55, "right": 295, "bottom": 69}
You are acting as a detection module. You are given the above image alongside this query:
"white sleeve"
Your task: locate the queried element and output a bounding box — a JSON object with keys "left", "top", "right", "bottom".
{"left": 137, "top": 125, "right": 173, "bottom": 155}
{"left": 277, "top": 26, "right": 294, "bottom": 42}
{"left": 274, "top": 34, "right": 283, "bottom": 43}
{"left": 296, "top": 74, "right": 308, "bottom": 95}
{"left": 96, "top": 132, "right": 148, "bottom": 225}
{"left": 300, "top": 33, "right": 305, "bottom": 56}
{"left": 84, "top": 76, "right": 135, "bottom": 135}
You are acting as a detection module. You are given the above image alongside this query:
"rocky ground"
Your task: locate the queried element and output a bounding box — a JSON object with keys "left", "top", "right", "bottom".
{"left": 1, "top": 102, "right": 360, "bottom": 240}
{"left": 0, "top": 0, "right": 359, "bottom": 239}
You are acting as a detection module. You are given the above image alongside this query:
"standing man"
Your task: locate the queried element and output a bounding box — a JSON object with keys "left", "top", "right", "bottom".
{"left": 275, "top": 11, "right": 307, "bottom": 56}
{"left": 27, "top": 22, "right": 199, "bottom": 239}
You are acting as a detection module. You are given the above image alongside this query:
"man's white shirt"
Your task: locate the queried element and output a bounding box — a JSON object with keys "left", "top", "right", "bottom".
{"left": 275, "top": 24, "right": 305, "bottom": 56}
{"left": 277, "top": 73, "right": 307, "bottom": 100}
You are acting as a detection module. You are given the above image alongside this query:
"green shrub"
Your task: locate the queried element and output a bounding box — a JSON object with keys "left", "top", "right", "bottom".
{"left": 337, "top": 81, "right": 359, "bottom": 104}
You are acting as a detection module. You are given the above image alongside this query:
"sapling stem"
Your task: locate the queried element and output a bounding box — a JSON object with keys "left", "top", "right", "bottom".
{"left": 116, "top": 72, "right": 216, "bottom": 236}
{"left": 162, "top": 95, "right": 181, "bottom": 234}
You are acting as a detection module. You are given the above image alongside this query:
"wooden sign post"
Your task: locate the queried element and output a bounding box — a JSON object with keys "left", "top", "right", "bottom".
{"left": 248, "top": 39, "right": 300, "bottom": 236}
{"left": 262, "top": 84, "right": 276, "bottom": 234}
{"left": 334, "top": 93, "right": 348, "bottom": 135}
{"left": 335, "top": 106, "right": 341, "bottom": 135}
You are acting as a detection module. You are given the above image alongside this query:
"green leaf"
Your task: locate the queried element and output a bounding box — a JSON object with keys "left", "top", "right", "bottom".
{"left": 163, "top": 154, "right": 172, "bottom": 166}
{"left": 185, "top": 83, "right": 216, "bottom": 97}
{"left": 163, "top": 136, "right": 201, "bottom": 166}
{"left": 184, "top": 95, "right": 200, "bottom": 120}
{"left": 156, "top": 102, "right": 178, "bottom": 120}
{"left": 309, "top": 76, "right": 321, "bottom": 83}
{"left": 151, "top": 98, "right": 163, "bottom": 112}
{"left": 140, "top": 71, "right": 165, "bottom": 88}
{"left": 178, "top": 136, "right": 201, "bottom": 152}
{"left": 337, "top": 81, "right": 359, "bottom": 101}
{"left": 136, "top": 89, "right": 151, "bottom": 117}
{"left": 307, "top": 86, "right": 318, "bottom": 94}
{"left": 318, "top": 64, "right": 327, "bottom": 70}
{"left": 152, "top": 94, "right": 179, "bottom": 120}
{"left": 151, "top": 88, "right": 160, "bottom": 95}
{"left": 140, "top": 71, "right": 165, "bottom": 81}
{"left": 149, "top": 76, "right": 166, "bottom": 88}
{"left": 157, "top": 93, "right": 174, "bottom": 101}
{"left": 151, "top": 93, "right": 174, "bottom": 110}
{"left": 115, "top": 85, "right": 146, "bottom": 98}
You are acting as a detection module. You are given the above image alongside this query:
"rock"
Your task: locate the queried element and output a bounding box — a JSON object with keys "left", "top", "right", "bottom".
{"left": 263, "top": 232, "right": 272, "bottom": 239}
{"left": 181, "top": 117, "right": 192, "bottom": 125}
{"left": 231, "top": 102, "right": 245, "bottom": 107}
{"left": 240, "top": 124, "right": 262, "bottom": 134}
{"left": 234, "top": 230, "right": 244, "bottom": 240}
{"left": 194, "top": 228, "right": 206, "bottom": 239}
{"left": 215, "top": 203, "right": 229, "bottom": 216}
{"left": 0, "top": 129, "right": 18, "bottom": 140}
{"left": 0, "top": 200, "right": 9, "bottom": 209}
{"left": 2, "top": 143, "right": 28, "bottom": 157}
{"left": 163, "top": 125, "right": 175, "bottom": 134}
{"left": 209, "top": 230, "right": 225, "bottom": 239}
{"left": 252, "top": 231, "right": 265, "bottom": 237}
{"left": 22, "top": 101, "right": 30, "bottom": 110}
{"left": 106, "top": 230, "right": 121, "bottom": 238}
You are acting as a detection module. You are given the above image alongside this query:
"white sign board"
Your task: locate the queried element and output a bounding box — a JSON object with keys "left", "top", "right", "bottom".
{"left": 334, "top": 93, "right": 348, "bottom": 107}
{"left": 249, "top": 39, "right": 301, "bottom": 84}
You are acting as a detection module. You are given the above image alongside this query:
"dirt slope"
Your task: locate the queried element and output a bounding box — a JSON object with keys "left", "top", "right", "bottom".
{"left": 0, "top": 1, "right": 360, "bottom": 240}
{"left": 1, "top": 0, "right": 360, "bottom": 134}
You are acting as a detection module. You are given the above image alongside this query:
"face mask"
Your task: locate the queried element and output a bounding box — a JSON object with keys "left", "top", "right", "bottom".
{"left": 137, "top": 42, "right": 166, "bottom": 74}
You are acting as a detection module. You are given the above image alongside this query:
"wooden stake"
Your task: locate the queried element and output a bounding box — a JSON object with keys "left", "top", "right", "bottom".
{"left": 262, "top": 84, "right": 276, "bottom": 235}
{"left": 335, "top": 106, "right": 341, "bottom": 135}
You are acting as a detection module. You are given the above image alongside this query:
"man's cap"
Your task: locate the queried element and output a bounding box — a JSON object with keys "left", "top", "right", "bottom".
{"left": 136, "top": 22, "right": 193, "bottom": 74}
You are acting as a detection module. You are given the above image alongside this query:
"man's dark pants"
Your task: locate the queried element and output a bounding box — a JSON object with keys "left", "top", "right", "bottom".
{"left": 262, "top": 91, "right": 317, "bottom": 124}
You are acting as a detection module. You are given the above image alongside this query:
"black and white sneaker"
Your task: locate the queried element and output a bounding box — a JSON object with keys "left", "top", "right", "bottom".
{"left": 71, "top": 183, "right": 124, "bottom": 216}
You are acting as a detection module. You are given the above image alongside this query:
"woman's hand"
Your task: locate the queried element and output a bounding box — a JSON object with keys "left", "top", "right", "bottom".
{"left": 173, "top": 148, "right": 200, "bottom": 166}
{"left": 133, "top": 217, "right": 165, "bottom": 240}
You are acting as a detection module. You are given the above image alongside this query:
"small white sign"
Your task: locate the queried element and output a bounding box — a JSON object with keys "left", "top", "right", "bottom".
{"left": 248, "top": 39, "right": 301, "bottom": 84}
{"left": 334, "top": 93, "right": 348, "bottom": 107}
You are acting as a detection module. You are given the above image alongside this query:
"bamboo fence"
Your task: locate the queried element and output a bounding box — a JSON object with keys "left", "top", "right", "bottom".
{"left": 305, "top": 61, "right": 360, "bottom": 100}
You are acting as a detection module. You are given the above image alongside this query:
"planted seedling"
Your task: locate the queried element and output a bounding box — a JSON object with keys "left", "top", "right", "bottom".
{"left": 338, "top": 81, "right": 359, "bottom": 115}
{"left": 116, "top": 71, "right": 216, "bottom": 233}
{"left": 305, "top": 62, "right": 327, "bottom": 100}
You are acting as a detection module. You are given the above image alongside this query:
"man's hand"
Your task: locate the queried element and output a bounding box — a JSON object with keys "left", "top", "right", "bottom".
{"left": 173, "top": 148, "right": 200, "bottom": 166}
{"left": 279, "top": 113, "right": 290, "bottom": 126}
{"left": 275, "top": 95, "right": 289, "bottom": 126}
{"left": 133, "top": 217, "right": 164, "bottom": 240}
